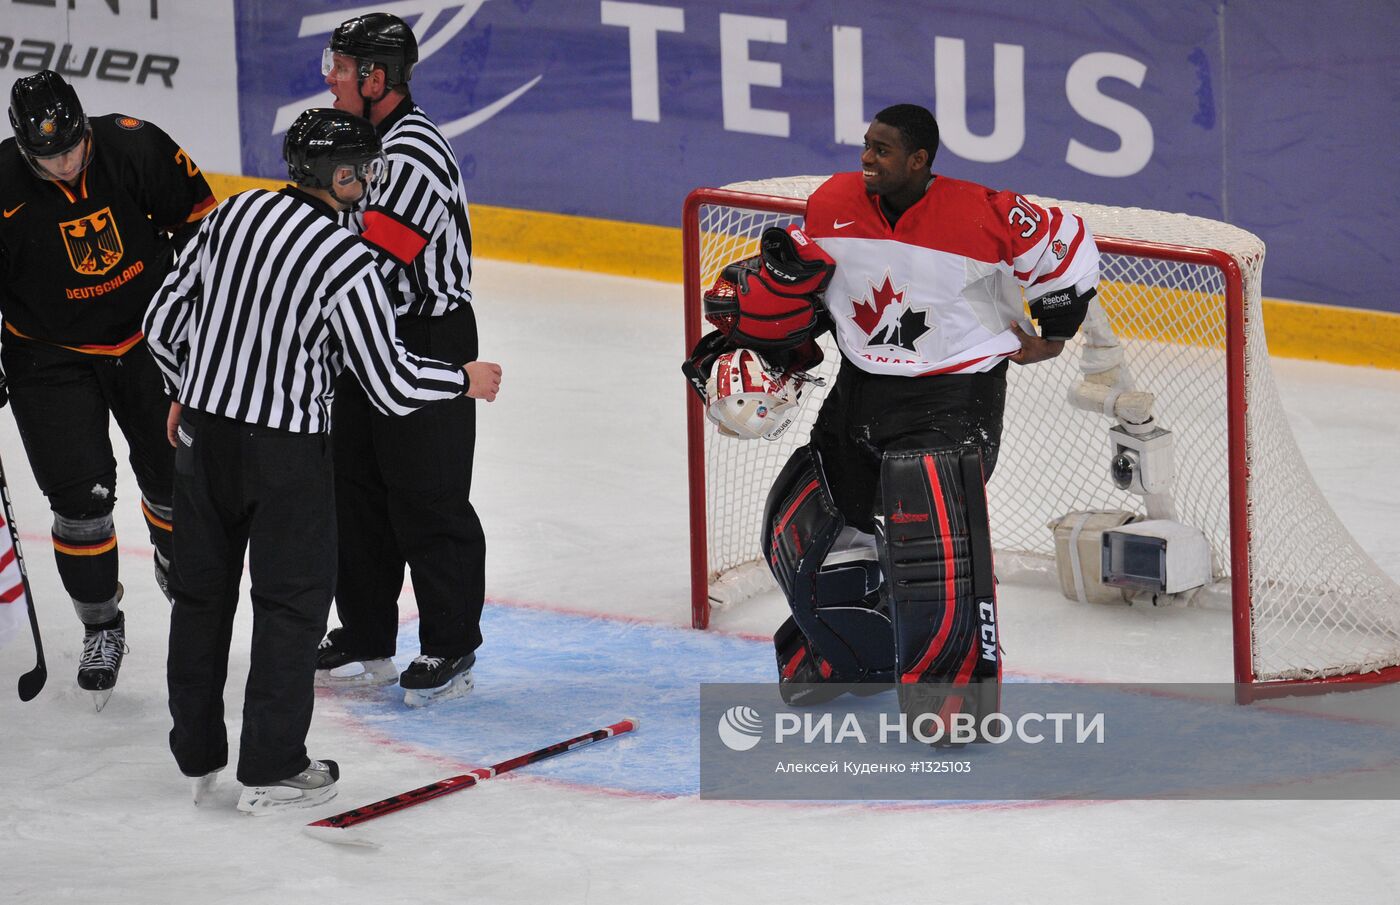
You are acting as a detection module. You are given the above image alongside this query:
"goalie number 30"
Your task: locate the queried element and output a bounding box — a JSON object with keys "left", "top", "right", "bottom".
{"left": 1007, "top": 195, "right": 1042, "bottom": 239}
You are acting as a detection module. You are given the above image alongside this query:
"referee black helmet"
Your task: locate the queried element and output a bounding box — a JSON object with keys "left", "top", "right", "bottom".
{"left": 328, "top": 13, "right": 418, "bottom": 87}
{"left": 8, "top": 70, "right": 89, "bottom": 159}
{"left": 284, "top": 108, "right": 385, "bottom": 189}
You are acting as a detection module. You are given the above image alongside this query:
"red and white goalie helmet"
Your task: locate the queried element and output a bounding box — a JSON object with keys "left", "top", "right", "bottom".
{"left": 705, "top": 348, "right": 804, "bottom": 441}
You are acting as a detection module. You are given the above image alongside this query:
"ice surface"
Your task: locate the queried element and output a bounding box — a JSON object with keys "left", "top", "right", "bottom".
{"left": 1, "top": 261, "right": 1398, "bottom": 903}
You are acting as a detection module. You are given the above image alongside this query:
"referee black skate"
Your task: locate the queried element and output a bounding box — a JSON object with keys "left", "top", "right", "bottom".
{"left": 316, "top": 13, "right": 490, "bottom": 707}
{"left": 144, "top": 108, "right": 501, "bottom": 813}
{"left": 0, "top": 71, "right": 214, "bottom": 711}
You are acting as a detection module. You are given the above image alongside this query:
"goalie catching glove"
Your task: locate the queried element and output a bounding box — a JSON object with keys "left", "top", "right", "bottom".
{"left": 703, "top": 224, "right": 836, "bottom": 352}
{"left": 705, "top": 348, "right": 807, "bottom": 441}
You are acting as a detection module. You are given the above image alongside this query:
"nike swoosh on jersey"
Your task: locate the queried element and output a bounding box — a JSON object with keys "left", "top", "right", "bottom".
{"left": 833, "top": 219, "right": 854, "bottom": 229}
{"left": 3, "top": 204, "right": 24, "bottom": 218}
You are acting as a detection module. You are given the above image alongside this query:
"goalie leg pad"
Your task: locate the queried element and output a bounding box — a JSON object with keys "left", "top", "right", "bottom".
{"left": 878, "top": 447, "right": 1000, "bottom": 734}
{"left": 764, "top": 446, "right": 895, "bottom": 683}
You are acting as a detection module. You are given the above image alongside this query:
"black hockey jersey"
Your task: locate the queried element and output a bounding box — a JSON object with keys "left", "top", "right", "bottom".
{"left": 0, "top": 113, "right": 215, "bottom": 354}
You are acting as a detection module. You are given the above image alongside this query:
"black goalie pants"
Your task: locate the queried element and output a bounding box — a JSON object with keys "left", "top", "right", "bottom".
{"left": 809, "top": 357, "right": 1009, "bottom": 532}
{"left": 331, "top": 304, "right": 485, "bottom": 661}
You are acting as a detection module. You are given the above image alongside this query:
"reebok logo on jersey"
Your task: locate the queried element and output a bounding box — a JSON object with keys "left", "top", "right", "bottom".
{"left": 833, "top": 220, "right": 855, "bottom": 229}
{"left": 3, "top": 204, "right": 23, "bottom": 218}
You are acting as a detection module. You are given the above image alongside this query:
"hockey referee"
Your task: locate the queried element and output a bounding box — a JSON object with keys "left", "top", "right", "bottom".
{"left": 143, "top": 108, "right": 501, "bottom": 814}
{"left": 315, "top": 13, "right": 490, "bottom": 706}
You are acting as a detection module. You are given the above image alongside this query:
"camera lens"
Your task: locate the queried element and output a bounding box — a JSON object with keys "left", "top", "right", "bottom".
{"left": 1111, "top": 450, "right": 1138, "bottom": 490}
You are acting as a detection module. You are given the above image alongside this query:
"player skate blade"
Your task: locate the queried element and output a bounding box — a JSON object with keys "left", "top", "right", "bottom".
{"left": 403, "top": 671, "right": 474, "bottom": 708}
{"left": 91, "top": 688, "right": 113, "bottom": 712}
{"left": 191, "top": 771, "right": 221, "bottom": 807}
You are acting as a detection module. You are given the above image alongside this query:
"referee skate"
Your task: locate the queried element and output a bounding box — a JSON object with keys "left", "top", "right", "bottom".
{"left": 314, "top": 629, "right": 398, "bottom": 688}
{"left": 399, "top": 653, "right": 475, "bottom": 708}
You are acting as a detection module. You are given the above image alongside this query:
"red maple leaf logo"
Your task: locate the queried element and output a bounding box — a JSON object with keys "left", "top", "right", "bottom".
{"left": 851, "top": 273, "right": 904, "bottom": 335}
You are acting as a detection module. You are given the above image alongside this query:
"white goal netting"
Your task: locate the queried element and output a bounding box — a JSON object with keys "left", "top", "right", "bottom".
{"left": 686, "top": 176, "right": 1400, "bottom": 686}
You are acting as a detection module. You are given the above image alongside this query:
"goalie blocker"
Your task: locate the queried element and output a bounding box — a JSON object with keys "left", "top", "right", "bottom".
{"left": 701, "top": 224, "right": 835, "bottom": 353}
{"left": 680, "top": 223, "right": 834, "bottom": 400}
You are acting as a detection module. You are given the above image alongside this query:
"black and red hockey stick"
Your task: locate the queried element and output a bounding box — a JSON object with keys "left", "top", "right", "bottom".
{"left": 305, "top": 717, "right": 638, "bottom": 841}
{"left": 0, "top": 451, "right": 46, "bottom": 702}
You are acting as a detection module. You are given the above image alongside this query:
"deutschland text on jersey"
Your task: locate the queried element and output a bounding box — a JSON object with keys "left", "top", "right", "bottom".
{"left": 353, "top": 102, "right": 472, "bottom": 317}
{"left": 0, "top": 114, "right": 215, "bottom": 354}
{"left": 143, "top": 188, "right": 466, "bottom": 433}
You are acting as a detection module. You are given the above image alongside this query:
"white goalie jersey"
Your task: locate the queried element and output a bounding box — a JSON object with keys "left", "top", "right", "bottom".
{"left": 804, "top": 172, "right": 1100, "bottom": 376}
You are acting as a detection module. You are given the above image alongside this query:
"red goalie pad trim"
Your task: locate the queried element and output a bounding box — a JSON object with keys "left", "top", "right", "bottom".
{"left": 362, "top": 209, "right": 429, "bottom": 265}
{"left": 901, "top": 454, "right": 959, "bottom": 683}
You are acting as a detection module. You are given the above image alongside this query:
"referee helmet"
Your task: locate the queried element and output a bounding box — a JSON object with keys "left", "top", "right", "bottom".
{"left": 327, "top": 13, "right": 418, "bottom": 87}
{"left": 283, "top": 108, "right": 386, "bottom": 190}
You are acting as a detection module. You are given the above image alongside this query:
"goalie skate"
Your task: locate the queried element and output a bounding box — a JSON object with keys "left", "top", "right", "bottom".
{"left": 400, "top": 653, "right": 475, "bottom": 708}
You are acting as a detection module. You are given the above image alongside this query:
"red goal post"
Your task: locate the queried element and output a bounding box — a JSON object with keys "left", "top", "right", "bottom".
{"left": 682, "top": 178, "right": 1400, "bottom": 699}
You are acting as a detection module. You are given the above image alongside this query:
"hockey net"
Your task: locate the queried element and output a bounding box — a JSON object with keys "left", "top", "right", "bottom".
{"left": 683, "top": 176, "right": 1400, "bottom": 694}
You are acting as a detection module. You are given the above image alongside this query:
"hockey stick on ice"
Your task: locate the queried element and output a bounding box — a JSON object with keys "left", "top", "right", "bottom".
{"left": 0, "top": 451, "right": 46, "bottom": 701}
{"left": 305, "top": 717, "right": 639, "bottom": 842}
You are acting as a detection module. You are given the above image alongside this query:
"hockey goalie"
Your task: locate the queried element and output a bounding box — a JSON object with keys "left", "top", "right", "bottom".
{"left": 683, "top": 104, "right": 1101, "bottom": 742}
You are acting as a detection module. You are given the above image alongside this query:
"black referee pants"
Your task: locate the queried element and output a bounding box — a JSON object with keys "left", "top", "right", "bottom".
{"left": 166, "top": 409, "right": 336, "bottom": 787}
{"left": 331, "top": 303, "right": 484, "bottom": 661}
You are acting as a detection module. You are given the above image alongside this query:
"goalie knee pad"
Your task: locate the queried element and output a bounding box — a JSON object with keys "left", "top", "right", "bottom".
{"left": 764, "top": 446, "right": 895, "bottom": 685}
{"left": 877, "top": 447, "right": 1000, "bottom": 734}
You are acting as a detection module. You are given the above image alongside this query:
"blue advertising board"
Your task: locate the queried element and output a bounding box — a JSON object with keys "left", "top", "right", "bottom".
{"left": 233, "top": 1, "right": 1400, "bottom": 312}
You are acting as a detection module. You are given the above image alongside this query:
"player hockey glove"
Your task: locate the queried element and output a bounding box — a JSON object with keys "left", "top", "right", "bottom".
{"left": 1028, "top": 284, "right": 1095, "bottom": 341}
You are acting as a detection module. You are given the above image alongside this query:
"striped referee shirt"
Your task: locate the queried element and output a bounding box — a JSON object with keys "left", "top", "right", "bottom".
{"left": 144, "top": 188, "right": 467, "bottom": 434}
{"left": 352, "top": 99, "right": 472, "bottom": 317}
